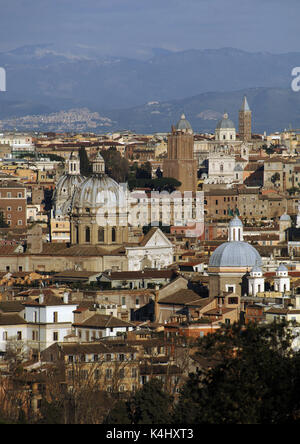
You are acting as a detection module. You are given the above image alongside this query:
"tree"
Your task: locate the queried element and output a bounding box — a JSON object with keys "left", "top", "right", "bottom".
{"left": 100, "top": 148, "right": 129, "bottom": 183}
{"left": 79, "top": 146, "right": 92, "bottom": 177}
{"left": 135, "top": 162, "right": 152, "bottom": 179}
{"left": 173, "top": 322, "right": 300, "bottom": 424}
{"left": 106, "top": 379, "right": 174, "bottom": 424}
{"left": 271, "top": 172, "right": 280, "bottom": 187}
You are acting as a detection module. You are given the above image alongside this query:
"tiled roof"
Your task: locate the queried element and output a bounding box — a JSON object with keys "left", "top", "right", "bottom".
{"left": 159, "top": 290, "right": 210, "bottom": 306}
{"left": 0, "top": 301, "right": 24, "bottom": 313}
{"left": 0, "top": 313, "right": 26, "bottom": 326}
{"left": 74, "top": 314, "right": 133, "bottom": 329}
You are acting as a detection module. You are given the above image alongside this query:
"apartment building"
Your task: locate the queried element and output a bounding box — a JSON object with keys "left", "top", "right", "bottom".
{"left": 0, "top": 181, "right": 27, "bottom": 228}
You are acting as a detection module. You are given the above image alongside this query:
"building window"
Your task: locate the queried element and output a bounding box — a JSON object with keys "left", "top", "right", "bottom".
{"left": 106, "top": 369, "right": 112, "bottom": 379}
{"left": 112, "top": 227, "right": 116, "bottom": 242}
{"left": 98, "top": 227, "right": 104, "bottom": 242}
{"left": 53, "top": 312, "right": 58, "bottom": 323}
{"left": 85, "top": 226, "right": 91, "bottom": 243}
{"left": 53, "top": 332, "right": 58, "bottom": 341}
{"left": 17, "top": 331, "right": 22, "bottom": 341}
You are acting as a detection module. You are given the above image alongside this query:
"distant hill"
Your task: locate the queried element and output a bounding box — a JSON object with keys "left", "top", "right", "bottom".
{"left": 0, "top": 45, "right": 299, "bottom": 111}
{"left": 1, "top": 87, "right": 299, "bottom": 134}
{"left": 103, "top": 87, "right": 300, "bottom": 134}
{"left": 0, "top": 45, "right": 299, "bottom": 133}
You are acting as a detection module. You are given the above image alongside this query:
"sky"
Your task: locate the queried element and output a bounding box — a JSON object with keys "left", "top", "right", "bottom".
{"left": 0, "top": 0, "right": 299, "bottom": 58}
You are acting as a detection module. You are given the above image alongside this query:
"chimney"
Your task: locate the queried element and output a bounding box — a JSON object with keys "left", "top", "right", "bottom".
{"left": 63, "top": 292, "right": 69, "bottom": 304}
{"left": 39, "top": 293, "right": 44, "bottom": 304}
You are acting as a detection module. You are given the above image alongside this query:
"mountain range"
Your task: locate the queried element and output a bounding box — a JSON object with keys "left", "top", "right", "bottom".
{"left": 0, "top": 45, "right": 299, "bottom": 133}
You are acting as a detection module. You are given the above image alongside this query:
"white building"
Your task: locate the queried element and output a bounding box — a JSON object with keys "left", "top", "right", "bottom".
{"left": 274, "top": 264, "right": 290, "bottom": 293}
{"left": 248, "top": 266, "right": 265, "bottom": 296}
{"left": 215, "top": 113, "right": 236, "bottom": 142}
{"left": 73, "top": 304, "right": 134, "bottom": 341}
{"left": 126, "top": 228, "right": 174, "bottom": 271}
{"left": 23, "top": 293, "right": 78, "bottom": 353}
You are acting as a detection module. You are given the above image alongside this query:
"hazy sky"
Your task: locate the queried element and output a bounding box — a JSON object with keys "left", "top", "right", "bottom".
{"left": 0, "top": 0, "right": 299, "bottom": 57}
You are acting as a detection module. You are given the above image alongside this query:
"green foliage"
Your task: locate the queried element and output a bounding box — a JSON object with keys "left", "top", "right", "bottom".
{"left": 105, "top": 380, "right": 174, "bottom": 424}
{"left": 142, "top": 222, "right": 170, "bottom": 235}
{"left": 135, "top": 162, "right": 152, "bottom": 179}
{"left": 79, "top": 146, "right": 93, "bottom": 176}
{"left": 129, "top": 380, "right": 173, "bottom": 424}
{"left": 271, "top": 172, "right": 280, "bottom": 184}
{"left": 100, "top": 148, "right": 129, "bottom": 183}
{"left": 128, "top": 177, "right": 181, "bottom": 192}
{"left": 174, "top": 322, "right": 300, "bottom": 424}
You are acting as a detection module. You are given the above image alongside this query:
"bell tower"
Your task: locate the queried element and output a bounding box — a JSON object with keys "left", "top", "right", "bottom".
{"left": 163, "top": 114, "right": 197, "bottom": 193}
{"left": 239, "top": 96, "right": 252, "bottom": 142}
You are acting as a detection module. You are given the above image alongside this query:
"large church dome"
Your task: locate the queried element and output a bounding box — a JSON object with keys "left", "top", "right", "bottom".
{"left": 209, "top": 215, "right": 262, "bottom": 269}
{"left": 71, "top": 151, "right": 126, "bottom": 213}
{"left": 209, "top": 241, "right": 262, "bottom": 268}
{"left": 175, "top": 113, "right": 193, "bottom": 133}
{"left": 216, "top": 112, "right": 235, "bottom": 130}
{"left": 53, "top": 153, "right": 86, "bottom": 218}
{"left": 71, "top": 174, "right": 126, "bottom": 212}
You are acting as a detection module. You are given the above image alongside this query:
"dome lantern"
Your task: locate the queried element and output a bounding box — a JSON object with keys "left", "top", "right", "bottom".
{"left": 92, "top": 151, "right": 105, "bottom": 175}
{"left": 228, "top": 215, "right": 244, "bottom": 242}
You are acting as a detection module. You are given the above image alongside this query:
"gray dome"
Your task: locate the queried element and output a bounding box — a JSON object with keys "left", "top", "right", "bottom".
{"left": 234, "top": 164, "right": 243, "bottom": 172}
{"left": 175, "top": 113, "right": 193, "bottom": 132}
{"left": 209, "top": 241, "right": 262, "bottom": 268}
{"left": 54, "top": 173, "right": 85, "bottom": 198}
{"left": 71, "top": 174, "right": 126, "bottom": 211}
{"left": 53, "top": 173, "right": 86, "bottom": 216}
{"left": 280, "top": 213, "right": 291, "bottom": 221}
{"left": 216, "top": 113, "right": 235, "bottom": 130}
{"left": 277, "top": 264, "right": 288, "bottom": 272}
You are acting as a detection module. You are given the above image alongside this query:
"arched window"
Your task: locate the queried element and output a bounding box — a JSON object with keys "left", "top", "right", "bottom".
{"left": 76, "top": 226, "right": 79, "bottom": 244}
{"left": 220, "top": 164, "right": 224, "bottom": 173}
{"left": 98, "top": 227, "right": 104, "bottom": 242}
{"left": 112, "top": 227, "right": 116, "bottom": 243}
{"left": 85, "top": 227, "right": 91, "bottom": 243}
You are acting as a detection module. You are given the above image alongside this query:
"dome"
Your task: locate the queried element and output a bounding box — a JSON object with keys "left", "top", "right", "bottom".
{"left": 209, "top": 241, "right": 262, "bottom": 268}
{"left": 280, "top": 213, "right": 291, "bottom": 221}
{"left": 71, "top": 174, "right": 126, "bottom": 212}
{"left": 234, "top": 164, "right": 243, "bottom": 172}
{"left": 276, "top": 264, "right": 288, "bottom": 272}
{"left": 54, "top": 173, "right": 85, "bottom": 197}
{"left": 175, "top": 113, "right": 193, "bottom": 132}
{"left": 216, "top": 113, "right": 235, "bottom": 130}
{"left": 53, "top": 173, "right": 86, "bottom": 216}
